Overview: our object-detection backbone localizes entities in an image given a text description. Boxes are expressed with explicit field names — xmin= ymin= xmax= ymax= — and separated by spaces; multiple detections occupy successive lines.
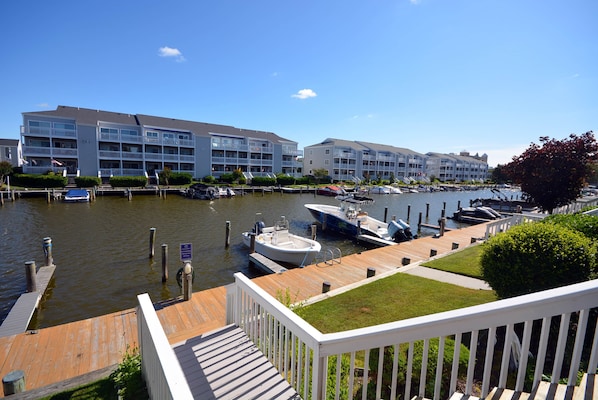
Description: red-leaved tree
xmin=503 ymin=131 xmax=597 ymax=213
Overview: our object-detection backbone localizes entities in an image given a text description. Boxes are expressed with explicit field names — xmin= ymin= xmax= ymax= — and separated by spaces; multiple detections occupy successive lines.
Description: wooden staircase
xmin=447 ymin=374 xmax=597 ymax=400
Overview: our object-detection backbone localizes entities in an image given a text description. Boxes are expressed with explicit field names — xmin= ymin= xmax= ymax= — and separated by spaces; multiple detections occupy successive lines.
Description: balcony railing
xmin=226 ymin=272 xmax=598 ymax=400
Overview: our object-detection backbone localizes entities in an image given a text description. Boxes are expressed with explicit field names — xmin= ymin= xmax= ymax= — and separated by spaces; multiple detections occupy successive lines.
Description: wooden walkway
xmin=0 ymin=222 xmax=490 ymax=397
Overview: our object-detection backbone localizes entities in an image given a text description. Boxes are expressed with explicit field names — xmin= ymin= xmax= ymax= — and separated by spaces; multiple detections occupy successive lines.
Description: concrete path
xmin=400 ymin=264 xmax=492 ymax=290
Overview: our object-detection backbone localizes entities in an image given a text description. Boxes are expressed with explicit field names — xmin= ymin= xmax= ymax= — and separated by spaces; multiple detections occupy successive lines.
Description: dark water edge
xmin=0 ymin=188 xmax=515 ymax=328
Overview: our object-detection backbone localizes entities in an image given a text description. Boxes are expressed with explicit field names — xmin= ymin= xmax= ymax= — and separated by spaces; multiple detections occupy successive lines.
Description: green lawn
xmin=421 ymin=243 xmax=485 ymax=279
xmin=297 ymin=244 xmax=495 ymax=333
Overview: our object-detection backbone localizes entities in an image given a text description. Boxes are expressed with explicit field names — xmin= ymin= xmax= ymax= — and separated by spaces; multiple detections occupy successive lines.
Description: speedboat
xmin=451 ymin=206 xmax=502 ymax=224
xmin=305 ymin=195 xmax=413 ymax=243
xmin=385 ymin=185 xmax=402 ymax=194
xmin=242 ymin=216 xmax=321 ymax=266
xmin=369 ymin=186 xmax=391 ymax=195
xmin=218 ymin=187 xmax=235 ymax=197
xmin=63 ymin=189 xmax=90 ymax=202
xmin=185 ymin=183 xmax=220 ymax=200
xmin=317 ymin=185 xmax=346 ymax=196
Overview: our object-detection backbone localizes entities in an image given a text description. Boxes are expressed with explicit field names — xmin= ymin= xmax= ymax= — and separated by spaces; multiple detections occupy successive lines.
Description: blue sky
xmin=1 ymin=0 xmax=596 ymax=167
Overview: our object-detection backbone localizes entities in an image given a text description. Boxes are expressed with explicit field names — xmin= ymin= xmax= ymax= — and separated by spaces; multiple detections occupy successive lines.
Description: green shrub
xmin=295 ymin=176 xmax=310 ymax=185
xmin=250 ymin=176 xmax=276 ymax=186
xmin=110 ymin=346 xmax=146 ymax=399
xmin=219 ymin=173 xmax=234 ymax=183
xmin=166 ymin=172 xmax=192 ymax=185
xmin=74 ymin=176 xmax=101 ymax=188
xmin=12 ymin=173 xmax=68 ymax=188
xmin=481 ymin=222 xmax=596 ymax=299
xmin=109 ymin=176 xmax=147 ymax=188
xmin=202 ymin=175 xmax=216 ymax=184
xmin=366 ymin=338 xmax=469 ymax=400
xmin=276 ymin=175 xmax=296 ymax=186
xmin=542 ymin=213 xmax=598 ymax=240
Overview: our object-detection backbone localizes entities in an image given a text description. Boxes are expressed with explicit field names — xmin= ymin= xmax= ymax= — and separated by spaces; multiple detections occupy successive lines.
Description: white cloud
xmin=158 ymin=46 xmax=186 ymax=62
xmin=36 ymin=103 xmax=50 ymax=108
xmin=291 ymin=89 xmax=317 ymax=99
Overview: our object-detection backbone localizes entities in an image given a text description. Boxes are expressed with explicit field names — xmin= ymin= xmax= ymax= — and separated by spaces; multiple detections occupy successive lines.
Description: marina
xmin=0 ymin=186 xmax=518 ymax=329
xmin=0 ymin=220 xmax=491 ymax=396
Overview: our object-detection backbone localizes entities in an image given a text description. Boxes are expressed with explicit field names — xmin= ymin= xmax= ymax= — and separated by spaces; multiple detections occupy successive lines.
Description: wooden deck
xmin=0 ymin=222 xmax=490 ymax=397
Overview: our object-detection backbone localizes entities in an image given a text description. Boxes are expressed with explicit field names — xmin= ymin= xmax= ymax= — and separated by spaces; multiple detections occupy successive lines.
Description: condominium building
xmin=425 ymin=151 xmax=489 ymax=182
xmin=0 ymin=139 xmax=23 ymax=168
xmin=303 ymin=138 xmax=488 ymax=183
xmin=20 ymin=106 xmax=302 ymax=180
xmin=303 ymin=138 xmax=428 ymax=182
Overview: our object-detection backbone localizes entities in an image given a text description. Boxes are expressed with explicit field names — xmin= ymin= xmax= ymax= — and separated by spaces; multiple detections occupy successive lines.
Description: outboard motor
xmin=388 ymin=219 xmax=413 ymax=242
xmin=253 ymin=220 xmax=265 ymax=234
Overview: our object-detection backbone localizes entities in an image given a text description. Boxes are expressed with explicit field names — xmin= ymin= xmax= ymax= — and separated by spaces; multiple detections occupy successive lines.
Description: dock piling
xmin=322 ymin=281 xmax=331 ymax=293
xmin=43 ymin=237 xmax=53 ymax=267
xmin=149 ymin=228 xmax=156 ymax=258
xmin=225 ymin=221 xmax=231 ymax=248
xmin=311 ymin=224 xmax=317 ymax=240
xmin=2 ymin=370 xmax=25 ymax=395
xmin=401 ymin=257 xmax=411 ymax=266
xmin=367 ymin=267 xmax=376 ymax=278
xmin=384 ymin=207 xmax=388 ymax=223
xmin=182 ymin=262 xmax=193 ymax=301
xmin=407 ymin=204 xmax=411 ymax=221
xmin=430 ymin=249 xmax=437 ymax=257
xmin=249 ymin=233 xmax=256 ymax=253
xmin=452 ymin=242 xmax=459 ymax=250
xmin=161 ymin=244 xmax=168 ymax=282
xmin=25 ymin=261 xmax=37 ymax=292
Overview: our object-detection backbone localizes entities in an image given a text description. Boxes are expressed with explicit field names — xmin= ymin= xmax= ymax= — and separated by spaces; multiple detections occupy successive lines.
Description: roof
xmin=22 ymin=106 xmax=295 ymax=144
xmin=0 ymin=139 xmax=20 ymax=146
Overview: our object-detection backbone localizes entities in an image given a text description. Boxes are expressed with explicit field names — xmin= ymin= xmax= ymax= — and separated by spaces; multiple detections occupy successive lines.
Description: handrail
xmin=137 ymin=294 xmax=193 ymax=400
xmin=228 ymin=272 xmax=598 ymax=400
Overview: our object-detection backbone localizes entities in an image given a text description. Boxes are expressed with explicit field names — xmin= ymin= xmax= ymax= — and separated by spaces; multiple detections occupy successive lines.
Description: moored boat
xmin=305 ymin=195 xmax=413 ymax=243
xmin=451 ymin=206 xmax=502 ymax=224
xmin=63 ymin=189 xmax=90 ymax=203
xmin=242 ymin=216 xmax=321 ymax=266
xmin=317 ymin=185 xmax=346 ymax=196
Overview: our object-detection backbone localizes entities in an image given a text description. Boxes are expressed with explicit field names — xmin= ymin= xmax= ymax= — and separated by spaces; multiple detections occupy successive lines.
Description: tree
xmin=503 ymin=132 xmax=597 ymax=213
xmin=312 ymin=168 xmax=330 ymax=183
xmin=490 ymin=164 xmax=509 ymax=184
xmin=0 ymin=161 xmax=14 ymax=187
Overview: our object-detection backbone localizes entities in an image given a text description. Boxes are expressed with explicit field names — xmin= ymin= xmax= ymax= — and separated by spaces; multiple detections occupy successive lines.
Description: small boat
xmin=242 ymin=216 xmax=321 ymax=266
xmin=63 ymin=189 xmax=90 ymax=203
xmin=369 ymin=186 xmax=391 ymax=195
xmin=185 ymin=183 xmax=220 ymax=200
xmin=218 ymin=187 xmax=235 ymax=198
xmin=451 ymin=206 xmax=502 ymax=224
xmin=305 ymin=195 xmax=413 ymax=243
xmin=317 ymin=185 xmax=346 ymax=196
xmin=385 ymin=185 xmax=402 ymax=194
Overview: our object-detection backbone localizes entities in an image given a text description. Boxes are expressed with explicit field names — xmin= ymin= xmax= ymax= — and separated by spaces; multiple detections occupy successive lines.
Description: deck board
xmin=0 ymin=222 xmax=490 ymax=396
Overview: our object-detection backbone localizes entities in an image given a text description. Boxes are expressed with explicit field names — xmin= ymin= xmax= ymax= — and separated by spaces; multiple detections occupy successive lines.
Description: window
xmin=325 ymin=149 xmax=330 ymax=154
xmin=100 ymin=127 xmax=118 ymax=134
xmin=29 ymin=121 xmax=51 ymax=128
xmin=146 ymin=131 xmax=159 ymax=138
xmin=325 ymin=160 xmax=329 ymax=165
xmin=121 ymin=129 xmax=138 ymax=136
xmin=54 ymin=123 xmax=75 ymax=130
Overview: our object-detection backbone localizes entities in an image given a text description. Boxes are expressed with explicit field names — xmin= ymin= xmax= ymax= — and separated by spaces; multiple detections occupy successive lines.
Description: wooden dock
xmin=0 ymin=222 xmax=490 ymax=397
xmin=0 ymin=265 xmax=56 ymax=338
xmin=248 ymin=253 xmax=288 ymax=274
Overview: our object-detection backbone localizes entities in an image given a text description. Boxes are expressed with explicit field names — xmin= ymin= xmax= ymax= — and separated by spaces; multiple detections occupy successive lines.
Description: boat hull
xmin=242 ymin=231 xmax=321 ymax=266
xmin=304 ymin=203 xmax=390 ymax=240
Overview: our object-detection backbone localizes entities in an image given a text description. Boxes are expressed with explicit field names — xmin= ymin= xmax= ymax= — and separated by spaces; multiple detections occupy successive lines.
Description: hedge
xmin=250 ymin=176 xmax=276 ymax=186
xmin=109 ymin=176 xmax=148 ymax=188
xmin=481 ymin=222 xmax=596 ymax=299
xmin=12 ymin=173 xmax=67 ymax=188
xmin=75 ymin=176 xmax=101 ymax=188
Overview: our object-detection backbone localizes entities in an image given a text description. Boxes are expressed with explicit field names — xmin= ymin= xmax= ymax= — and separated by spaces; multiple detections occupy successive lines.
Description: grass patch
xmin=297 ymin=273 xmax=496 ymax=333
xmin=39 ymin=378 xmax=117 ymax=399
xmin=421 ymin=244 xmax=485 ymax=279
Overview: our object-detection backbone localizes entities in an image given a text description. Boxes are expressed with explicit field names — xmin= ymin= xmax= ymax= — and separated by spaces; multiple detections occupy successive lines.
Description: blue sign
xmin=180 ymin=243 xmax=192 ymax=261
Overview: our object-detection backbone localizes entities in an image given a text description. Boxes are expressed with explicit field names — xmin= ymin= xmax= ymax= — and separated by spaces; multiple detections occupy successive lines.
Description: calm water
xmin=0 ymin=187 xmax=511 ymax=328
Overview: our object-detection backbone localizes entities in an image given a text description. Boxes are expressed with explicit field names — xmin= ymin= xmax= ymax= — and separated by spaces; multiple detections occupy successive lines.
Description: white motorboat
xmin=305 ymin=195 xmax=414 ymax=243
xmin=242 ymin=216 xmax=321 ymax=266
xmin=63 ymin=189 xmax=90 ymax=203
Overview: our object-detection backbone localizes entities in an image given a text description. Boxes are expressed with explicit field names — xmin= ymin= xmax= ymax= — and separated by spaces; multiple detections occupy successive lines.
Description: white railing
xmin=136 ymin=294 xmax=193 ymax=400
xmin=484 ymin=214 xmax=544 ymax=239
xmin=227 ymin=273 xmax=598 ymax=400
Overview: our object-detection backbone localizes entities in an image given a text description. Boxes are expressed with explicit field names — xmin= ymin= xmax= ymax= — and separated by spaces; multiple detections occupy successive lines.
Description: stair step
xmin=532 ymin=381 xmax=575 ymax=400
xmin=449 ymin=392 xmax=480 ymax=400
xmin=573 ymin=373 xmax=597 ymax=400
xmin=485 ymin=387 xmax=529 ymax=400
